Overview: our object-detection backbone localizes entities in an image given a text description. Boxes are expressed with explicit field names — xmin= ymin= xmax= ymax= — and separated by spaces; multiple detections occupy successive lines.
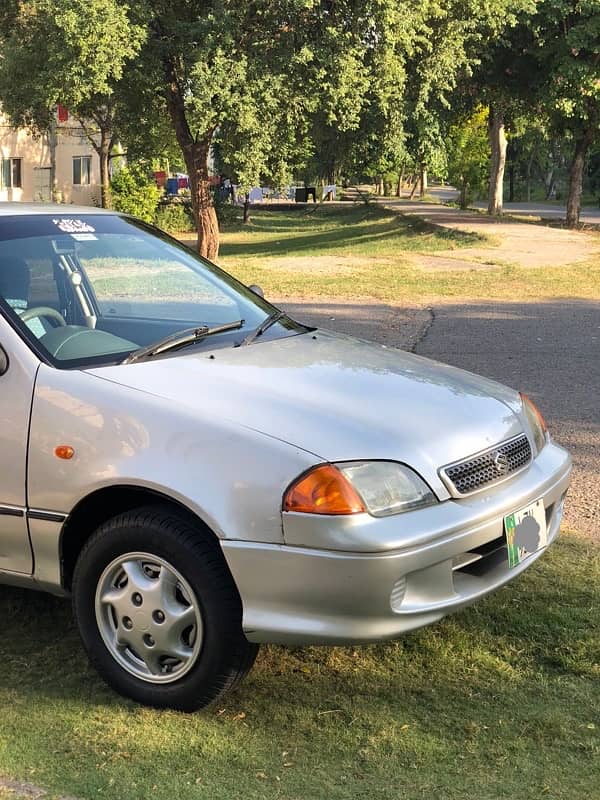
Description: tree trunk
xmin=544 ymin=167 xmax=554 ymax=200
xmin=525 ymin=151 xmax=536 ymax=203
xmin=164 ymin=58 xmax=219 ymax=260
xmin=243 ymin=194 xmax=251 ymax=223
xmin=566 ymin=127 xmax=594 ymax=229
xmin=48 ymin=115 xmax=58 ymax=202
xmin=409 ymin=178 xmax=419 ymax=200
xmin=98 ymin=129 xmax=112 ymax=209
xmin=487 ymin=106 xmax=507 ymax=215
xmin=187 ymin=146 xmax=219 ymax=259
xmin=396 ymin=171 xmax=403 ymax=198
xmin=419 ymin=163 xmax=427 ymax=198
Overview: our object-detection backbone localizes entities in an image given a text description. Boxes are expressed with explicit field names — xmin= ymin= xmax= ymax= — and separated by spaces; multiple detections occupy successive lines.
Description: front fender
xmin=28 ymin=365 xmax=320 ymax=545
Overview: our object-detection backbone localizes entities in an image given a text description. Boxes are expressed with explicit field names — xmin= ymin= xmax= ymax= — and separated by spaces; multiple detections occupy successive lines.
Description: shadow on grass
xmin=219 ymin=207 xmax=484 ymax=259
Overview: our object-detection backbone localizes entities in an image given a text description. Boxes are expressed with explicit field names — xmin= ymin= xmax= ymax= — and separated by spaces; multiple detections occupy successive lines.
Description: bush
xmin=213 ymin=193 xmax=241 ymax=228
xmin=110 ymin=166 xmax=162 ymax=223
xmin=154 ymin=201 xmax=196 ymax=233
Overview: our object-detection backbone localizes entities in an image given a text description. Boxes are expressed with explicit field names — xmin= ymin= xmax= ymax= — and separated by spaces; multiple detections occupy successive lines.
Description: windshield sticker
xmin=52 ymin=218 xmax=96 ymax=233
xmin=70 ymin=233 xmax=97 ymax=241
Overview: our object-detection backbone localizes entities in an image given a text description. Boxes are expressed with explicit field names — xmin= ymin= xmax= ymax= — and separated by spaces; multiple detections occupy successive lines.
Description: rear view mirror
xmin=0 ymin=345 xmax=8 ymax=375
xmin=248 ymin=284 xmax=264 ymax=298
xmin=51 ymin=237 xmax=78 ymax=256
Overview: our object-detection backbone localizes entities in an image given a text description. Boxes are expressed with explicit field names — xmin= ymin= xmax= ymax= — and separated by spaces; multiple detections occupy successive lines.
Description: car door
xmin=0 ymin=314 xmax=35 ymax=574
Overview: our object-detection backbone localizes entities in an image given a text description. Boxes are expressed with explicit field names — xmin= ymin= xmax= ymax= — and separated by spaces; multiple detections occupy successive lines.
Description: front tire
xmin=72 ymin=506 xmax=258 ymax=711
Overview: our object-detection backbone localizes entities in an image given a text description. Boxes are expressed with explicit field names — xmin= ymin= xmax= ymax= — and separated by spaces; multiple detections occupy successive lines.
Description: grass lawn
xmin=0 ymin=533 xmax=598 ymax=800
xmin=206 ymin=205 xmax=600 ymax=302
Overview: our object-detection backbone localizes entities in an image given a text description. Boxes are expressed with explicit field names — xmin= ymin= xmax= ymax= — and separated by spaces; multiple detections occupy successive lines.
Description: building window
xmin=73 ymin=156 xmax=92 ymax=185
xmin=1 ymin=158 xmax=22 ymax=189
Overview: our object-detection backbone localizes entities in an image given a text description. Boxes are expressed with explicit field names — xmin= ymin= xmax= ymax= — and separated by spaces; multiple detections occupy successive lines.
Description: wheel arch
xmin=60 ymin=485 xmax=221 ymax=591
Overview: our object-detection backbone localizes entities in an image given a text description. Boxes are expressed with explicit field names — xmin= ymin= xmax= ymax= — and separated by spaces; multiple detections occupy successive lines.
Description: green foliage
xmin=110 ymin=166 xmax=161 ymax=223
xmin=213 ymin=196 xmax=241 ymax=229
xmin=467 ymin=0 xmax=599 ymax=221
xmin=0 ymin=0 xmax=144 ymax=131
xmin=154 ymin=202 xmax=196 ymax=234
xmin=1 ymin=0 xmax=597 ymax=228
xmin=530 ymin=0 xmax=600 ymax=134
xmin=447 ymin=108 xmax=490 ymax=207
xmin=154 ymin=196 xmax=239 ymax=233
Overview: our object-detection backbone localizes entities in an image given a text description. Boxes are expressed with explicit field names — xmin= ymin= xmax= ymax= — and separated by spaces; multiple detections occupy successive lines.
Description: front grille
xmin=441 ymin=434 xmax=532 ymax=496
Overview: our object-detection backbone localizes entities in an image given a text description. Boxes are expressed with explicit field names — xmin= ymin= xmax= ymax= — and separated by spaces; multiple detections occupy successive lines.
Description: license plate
xmin=504 ymin=498 xmax=547 ymax=568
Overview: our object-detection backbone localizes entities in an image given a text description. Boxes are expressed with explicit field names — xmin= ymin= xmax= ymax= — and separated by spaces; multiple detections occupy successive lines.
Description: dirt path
xmin=386 ymin=200 xmax=600 ymax=270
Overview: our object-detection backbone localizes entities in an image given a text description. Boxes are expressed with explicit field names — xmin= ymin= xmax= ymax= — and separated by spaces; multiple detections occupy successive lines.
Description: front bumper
xmin=221 ymin=441 xmax=571 ymax=645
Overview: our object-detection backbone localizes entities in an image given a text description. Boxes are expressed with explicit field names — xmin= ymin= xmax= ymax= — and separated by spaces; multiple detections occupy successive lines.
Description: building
xmin=0 ymin=107 xmax=101 ymax=205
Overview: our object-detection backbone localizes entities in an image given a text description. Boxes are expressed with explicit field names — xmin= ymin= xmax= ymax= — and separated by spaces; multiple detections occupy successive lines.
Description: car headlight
xmin=520 ymin=392 xmax=549 ymax=455
xmin=283 ymin=461 xmax=437 ymax=517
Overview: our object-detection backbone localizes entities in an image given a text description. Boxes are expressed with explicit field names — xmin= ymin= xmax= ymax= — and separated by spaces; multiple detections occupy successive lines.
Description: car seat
xmin=0 ymin=257 xmax=31 ymax=311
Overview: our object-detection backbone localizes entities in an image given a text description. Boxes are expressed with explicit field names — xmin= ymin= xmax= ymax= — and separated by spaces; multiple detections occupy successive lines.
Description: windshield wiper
xmin=237 ymin=310 xmax=286 ymax=347
xmin=122 ymin=320 xmax=245 ymax=364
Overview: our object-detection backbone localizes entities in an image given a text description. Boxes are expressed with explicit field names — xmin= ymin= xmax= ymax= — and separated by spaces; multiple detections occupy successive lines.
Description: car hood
xmin=89 ymin=330 xmax=524 ymax=495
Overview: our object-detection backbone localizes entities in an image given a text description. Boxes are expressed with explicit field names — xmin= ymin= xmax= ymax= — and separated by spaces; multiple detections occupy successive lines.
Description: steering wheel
xmin=20 ymin=306 xmax=67 ymax=327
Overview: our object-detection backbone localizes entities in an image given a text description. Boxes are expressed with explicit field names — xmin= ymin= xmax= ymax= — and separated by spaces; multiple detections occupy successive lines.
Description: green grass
xmin=0 ymin=532 xmax=598 ymax=800
xmin=202 ymin=205 xmax=600 ymax=302
xmin=217 ymin=204 xmax=487 ymax=259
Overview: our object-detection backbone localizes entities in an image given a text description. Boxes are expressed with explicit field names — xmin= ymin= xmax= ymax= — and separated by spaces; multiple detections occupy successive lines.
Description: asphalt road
xmin=428 ymin=186 xmax=600 ymax=225
xmin=284 ymin=299 xmax=599 ymax=538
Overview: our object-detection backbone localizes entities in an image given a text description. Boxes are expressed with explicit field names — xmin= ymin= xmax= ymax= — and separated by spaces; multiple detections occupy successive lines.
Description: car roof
xmin=0 ymin=202 xmax=121 ymax=216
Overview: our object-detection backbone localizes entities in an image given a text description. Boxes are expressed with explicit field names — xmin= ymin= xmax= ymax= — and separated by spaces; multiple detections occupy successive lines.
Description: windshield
xmin=0 ymin=213 xmax=301 ymax=367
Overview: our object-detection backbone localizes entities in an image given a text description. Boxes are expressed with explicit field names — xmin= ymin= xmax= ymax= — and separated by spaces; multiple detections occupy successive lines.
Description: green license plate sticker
xmin=504 ymin=498 xmax=547 ymax=568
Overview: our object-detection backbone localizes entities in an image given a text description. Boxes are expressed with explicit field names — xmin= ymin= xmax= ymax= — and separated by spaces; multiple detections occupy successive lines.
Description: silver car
xmin=0 ymin=205 xmax=571 ymax=710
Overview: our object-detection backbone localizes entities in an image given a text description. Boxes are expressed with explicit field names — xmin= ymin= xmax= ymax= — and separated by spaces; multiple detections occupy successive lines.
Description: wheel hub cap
xmin=95 ymin=552 xmax=203 ymax=684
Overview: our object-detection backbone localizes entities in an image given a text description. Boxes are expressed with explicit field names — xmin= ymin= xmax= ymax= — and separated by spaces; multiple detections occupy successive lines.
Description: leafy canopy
xmin=0 ymin=0 xmax=145 ymax=131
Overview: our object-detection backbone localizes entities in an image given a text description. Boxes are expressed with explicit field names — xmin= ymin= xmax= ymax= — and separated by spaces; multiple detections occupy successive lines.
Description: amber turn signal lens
xmin=520 ymin=393 xmax=547 ymax=431
xmin=54 ymin=445 xmax=75 ymax=460
xmin=283 ymin=464 xmax=365 ymax=515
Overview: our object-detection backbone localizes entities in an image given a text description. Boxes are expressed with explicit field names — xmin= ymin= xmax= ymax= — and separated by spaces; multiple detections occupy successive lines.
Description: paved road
xmin=284 ymin=299 xmax=599 ymax=538
xmin=427 ymin=186 xmax=600 ymax=225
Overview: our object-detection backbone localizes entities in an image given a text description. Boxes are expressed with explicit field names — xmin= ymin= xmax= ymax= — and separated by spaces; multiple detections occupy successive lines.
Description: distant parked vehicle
xmin=0 ymin=204 xmax=571 ymax=710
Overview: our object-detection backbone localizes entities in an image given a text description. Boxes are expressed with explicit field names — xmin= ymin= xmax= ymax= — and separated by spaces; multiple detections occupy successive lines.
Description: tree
xmin=472 ymin=0 xmax=599 ymax=224
xmin=123 ymin=2 xmax=322 ymax=259
xmin=447 ymin=108 xmax=490 ymax=208
xmin=0 ymin=0 xmax=144 ymax=207
xmin=476 ymin=17 xmax=548 ymax=215
xmin=530 ymin=1 xmax=600 ymax=227
xmin=306 ymin=3 xmax=410 ymax=190
xmin=74 ymin=98 xmax=120 ymax=208
xmin=127 ymin=1 xmax=424 ymax=259
xmin=401 ymin=0 xmax=532 ymax=209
